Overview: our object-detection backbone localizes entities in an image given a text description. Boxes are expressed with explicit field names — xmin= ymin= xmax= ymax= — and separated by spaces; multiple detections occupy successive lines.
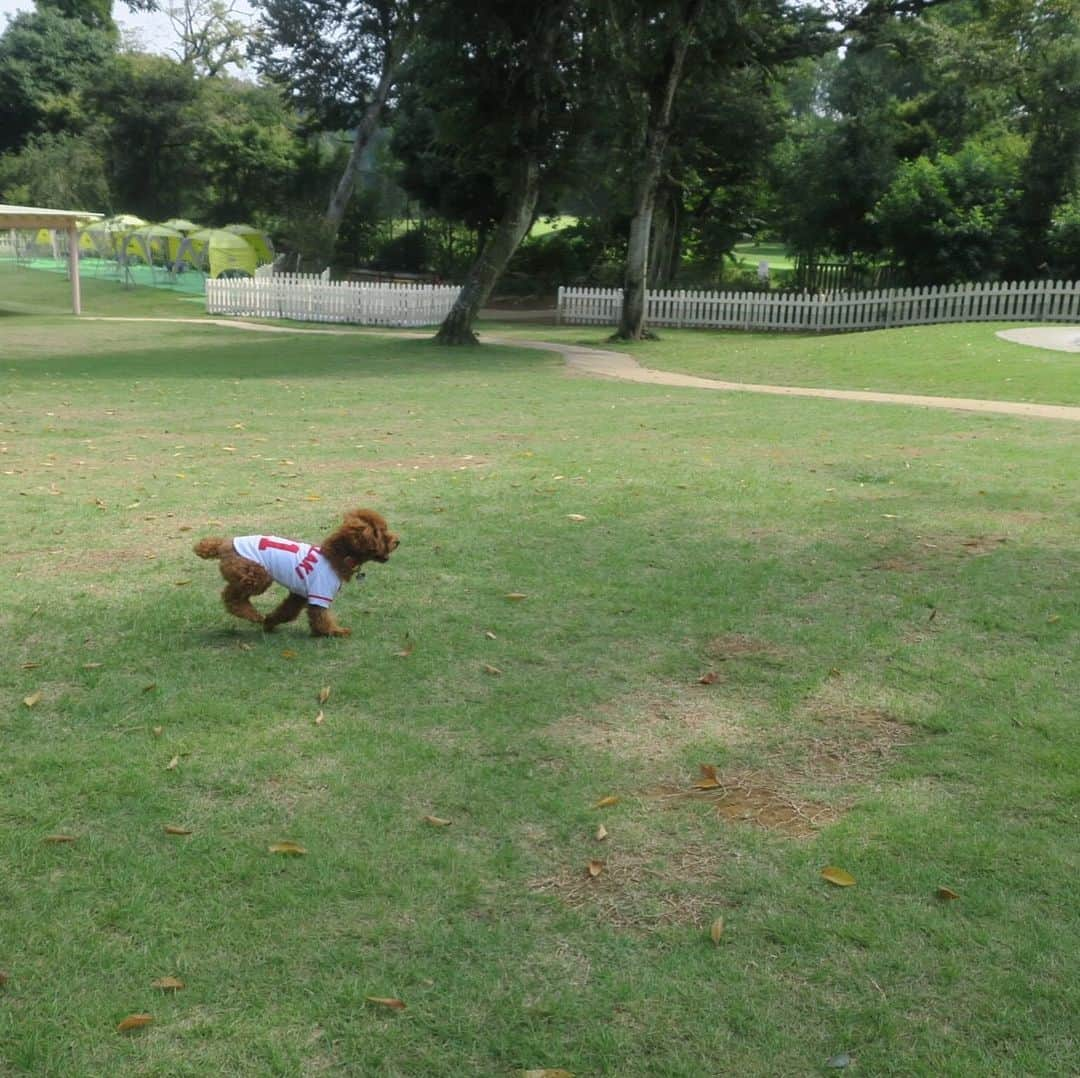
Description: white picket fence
xmin=557 ymin=280 xmax=1080 ymax=332
xmin=206 ymin=273 xmax=460 ymax=327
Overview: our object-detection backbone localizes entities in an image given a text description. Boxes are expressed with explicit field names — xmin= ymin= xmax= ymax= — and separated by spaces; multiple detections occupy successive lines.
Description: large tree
xmin=391 ymin=0 xmax=578 ymax=344
xmin=252 ymin=0 xmax=420 ymax=242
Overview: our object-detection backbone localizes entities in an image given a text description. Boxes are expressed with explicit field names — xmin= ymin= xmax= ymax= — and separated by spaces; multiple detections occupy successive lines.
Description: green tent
xmin=161 ymin=218 xmax=200 ymax=233
xmin=223 ymin=223 xmax=274 ymax=266
xmin=175 ymin=228 xmax=257 ymax=278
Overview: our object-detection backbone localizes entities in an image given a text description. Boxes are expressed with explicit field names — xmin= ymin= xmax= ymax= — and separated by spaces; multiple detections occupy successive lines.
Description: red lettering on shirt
xmin=259 ymin=537 xmax=300 ymax=554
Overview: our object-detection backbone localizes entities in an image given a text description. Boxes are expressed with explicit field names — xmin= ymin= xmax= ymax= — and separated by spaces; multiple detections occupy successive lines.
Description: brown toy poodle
xmin=194 ymin=508 xmax=399 ymax=637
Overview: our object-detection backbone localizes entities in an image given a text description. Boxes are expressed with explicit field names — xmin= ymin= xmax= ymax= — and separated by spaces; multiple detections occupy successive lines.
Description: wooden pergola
xmin=1 ymin=203 xmax=104 ymax=314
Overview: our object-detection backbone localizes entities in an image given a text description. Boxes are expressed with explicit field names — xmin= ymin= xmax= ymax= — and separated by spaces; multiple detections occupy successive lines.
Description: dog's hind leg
xmin=221 ymin=583 xmax=267 ymax=624
xmin=263 ymin=592 xmax=307 ymax=632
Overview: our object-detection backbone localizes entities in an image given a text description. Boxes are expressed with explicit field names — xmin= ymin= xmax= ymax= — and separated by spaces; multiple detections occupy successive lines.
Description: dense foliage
xmin=1 ymin=0 xmax=1077 ymax=286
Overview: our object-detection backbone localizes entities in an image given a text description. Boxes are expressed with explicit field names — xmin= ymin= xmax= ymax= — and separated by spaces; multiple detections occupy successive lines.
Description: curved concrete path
xmin=483 ymin=335 xmax=1080 ymax=422
xmin=82 ymin=316 xmax=1080 ymax=422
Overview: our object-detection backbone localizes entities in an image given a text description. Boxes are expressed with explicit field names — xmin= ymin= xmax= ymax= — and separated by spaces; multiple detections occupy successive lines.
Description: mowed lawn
xmin=2 ymin=267 xmax=1078 ymax=1075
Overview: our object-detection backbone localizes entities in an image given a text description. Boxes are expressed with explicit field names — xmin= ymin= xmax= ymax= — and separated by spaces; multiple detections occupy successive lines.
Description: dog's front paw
xmin=330 ymin=626 xmax=352 ymax=637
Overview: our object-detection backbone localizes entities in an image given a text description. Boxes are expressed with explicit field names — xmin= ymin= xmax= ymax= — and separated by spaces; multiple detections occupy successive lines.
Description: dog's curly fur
xmin=194 ymin=508 xmax=399 ymax=637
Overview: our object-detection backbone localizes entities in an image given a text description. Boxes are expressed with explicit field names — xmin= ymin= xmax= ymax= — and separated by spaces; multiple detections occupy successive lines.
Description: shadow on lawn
xmin=6 ymin=334 xmax=557 ymax=382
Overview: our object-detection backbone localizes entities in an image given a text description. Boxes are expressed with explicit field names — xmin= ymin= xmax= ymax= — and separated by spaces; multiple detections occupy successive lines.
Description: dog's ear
xmin=341 ymin=509 xmax=381 ymax=553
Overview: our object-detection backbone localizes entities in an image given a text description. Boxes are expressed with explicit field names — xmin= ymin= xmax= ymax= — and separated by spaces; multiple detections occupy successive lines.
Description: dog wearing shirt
xmin=194 ymin=508 xmax=399 ymax=637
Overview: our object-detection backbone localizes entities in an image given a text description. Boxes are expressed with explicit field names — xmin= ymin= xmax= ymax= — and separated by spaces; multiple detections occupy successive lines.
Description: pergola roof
xmin=0 ymin=203 xmax=103 ymax=229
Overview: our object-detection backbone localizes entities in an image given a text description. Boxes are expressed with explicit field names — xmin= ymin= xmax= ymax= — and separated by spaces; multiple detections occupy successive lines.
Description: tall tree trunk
xmin=324 ymin=43 xmax=401 ymax=241
xmin=434 ymin=157 xmax=540 ymax=345
xmin=614 ymin=0 xmax=705 ymax=340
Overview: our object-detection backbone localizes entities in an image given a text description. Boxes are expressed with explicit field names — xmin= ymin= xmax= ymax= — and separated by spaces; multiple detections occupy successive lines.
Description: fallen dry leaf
xmin=20 ymin=662 xmax=41 ymax=670
xmin=281 ymin=649 xmax=297 ymax=659
xmin=566 ymin=514 xmax=587 ymax=522
xmin=365 ymin=996 xmax=406 ymax=1010
xmin=587 ymin=859 xmax=605 ymax=878
xmin=423 ymin=815 xmax=452 ymax=827
xmin=821 ymin=866 xmax=856 ymax=887
xmin=396 ymin=643 xmax=414 ymax=657
xmin=318 ymin=686 xmax=331 ymax=704
xmin=0 ymin=970 xmax=8 ymax=987
xmin=593 ymin=795 xmax=620 ymax=809
xmin=595 ymin=824 xmax=608 ymax=841
xmin=693 ymin=764 xmax=721 ymax=790
xmin=268 ymin=841 xmax=307 ymax=856
xmin=697 ymin=672 xmax=721 ymax=685
xmin=937 ymin=886 xmax=960 ymax=901
xmin=505 ymin=592 xmax=527 ymax=601
xmin=314 ymin=710 xmax=325 ymax=726
xmin=82 ymin=662 xmax=104 ymax=669
xmin=116 ymin=1014 xmax=153 ymax=1033
xmin=482 ymin=663 xmax=503 ymax=676
xmin=43 ymin=834 xmax=77 ymax=844
xmin=152 ymin=726 xmax=164 ymax=737
xmin=151 ymin=976 xmax=184 ymax=991
xmin=165 ymin=755 xmax=179 ymax=771
xmin=173 ymin=580 xmax=191 ymax=587
xmin=484 ymin=630 xmax=497 ymax=640
xmin=163 ymin=825 xmax=192 ymax=836
xmin=710 ymin=917 xmax=725 ymax=944
xmin=143 ymin=683 xmax=157 ymax=693
xmin=23 ymin=691 xmax=42 ymax=709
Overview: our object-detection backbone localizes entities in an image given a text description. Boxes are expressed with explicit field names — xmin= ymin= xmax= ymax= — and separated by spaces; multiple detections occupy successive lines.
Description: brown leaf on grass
xmin=595 ymin=824 xmax=608 ymax=841
xmin=152 ymin=726 xmax=164 ymax=737
xmin=937 ymin=886 xmax=960 ymax=901
xmin=566 ymin=514 xmax=587 ymax=522
xmin=821 ymin=866 xmax=856 ymax=887
xmin=484 ymin=630 xmax=497 ymax=640
xmin=0 ymin=970 xmax=8 ymax=987
xmin=281 ymin=650 xmax=297 ymax=659
xmin=43 ymin=834 xmax=77 ymax=844
xmin=165 ymin=755 xmax=180 ymax=771
xmin=710 ymin=917 xmax=725 ymax=944
xmin=23 ymin=691 xmax=42 ymax=709
xmin=314 ymin=710 xmax=325 ymax=726
xmin=505 ymin=592 xmax=527 ymax=601
xmin=482 ymin=663 xmax=503 ymax=676
xmin=82 ymin=662 xmax=104 ymax=669
xmin=697 ymin=672 xmax=721 ymax=685
xmin=593 ymin=795 xmax=620 ymax=809
xmin=117 ymin=1014 xmax=153 ymax=1033
xmin=365 ymin=996 xmax=406 ymax=1010
xmin=163 ymin=825 xmax=192 ymax=836
xmin=318 ymin=686 xmax=331 ymax=704
xmin=587 ymin=860 xmax=605 ymax=878
xmin=20 ymin=662 xmax=42 ymax=670
xmin=693 ymin=764 xmax=721 ymax=790
xmin=151 ymin=976 xmax=184 ymax=991
xmin=395 ymin=643 xmax=414 ymax=657
xmin=268 ymin=841 xmax=307 ymax=856
xmin=423 ymin=815 xmax=452 ymax=827
xmin=173 ymin=580 xmax=191 ymax=587
xmin=143 ymin=683 xmax=157 ymax=693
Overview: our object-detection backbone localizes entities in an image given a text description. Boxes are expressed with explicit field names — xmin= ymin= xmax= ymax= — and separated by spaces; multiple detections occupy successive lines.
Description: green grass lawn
xmin=2 ymin=265 xmax=1079 ymax=1075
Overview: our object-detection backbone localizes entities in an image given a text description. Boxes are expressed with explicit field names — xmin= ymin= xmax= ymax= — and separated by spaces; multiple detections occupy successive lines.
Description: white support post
xmin=67 ymin=224 xmax=81 ymax=315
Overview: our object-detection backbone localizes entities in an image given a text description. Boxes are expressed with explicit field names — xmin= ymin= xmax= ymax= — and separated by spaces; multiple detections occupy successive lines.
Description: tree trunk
xmin=324 ymin=44 xmax=401 ymax=240
xmin=434 ymin=157 xmax=540 ymax=345
xmin=614 ymin=0 xmax=705 ymax=340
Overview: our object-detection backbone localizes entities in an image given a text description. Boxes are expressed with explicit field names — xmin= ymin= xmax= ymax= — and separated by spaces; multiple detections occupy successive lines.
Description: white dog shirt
xmin=232 ymin=535 xmax=343 ymax=608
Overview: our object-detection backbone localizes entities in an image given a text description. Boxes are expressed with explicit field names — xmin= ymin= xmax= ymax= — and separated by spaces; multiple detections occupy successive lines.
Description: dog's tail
xmin=194 ymin=537 xmax=232 ymax=560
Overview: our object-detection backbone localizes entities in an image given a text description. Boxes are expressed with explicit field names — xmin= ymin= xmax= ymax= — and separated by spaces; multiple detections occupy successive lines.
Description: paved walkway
xmin=483 ymin=335 xmax=1080 ymax=422
xmin=83 ymin=316 xmax=1080 ymax=423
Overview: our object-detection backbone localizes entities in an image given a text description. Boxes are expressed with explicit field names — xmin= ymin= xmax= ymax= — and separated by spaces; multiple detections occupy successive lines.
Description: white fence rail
xmin=206 ymin=273 xmax=460 ymax=327
xmin=558 ymin=281 xmax=1080 ymax=333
